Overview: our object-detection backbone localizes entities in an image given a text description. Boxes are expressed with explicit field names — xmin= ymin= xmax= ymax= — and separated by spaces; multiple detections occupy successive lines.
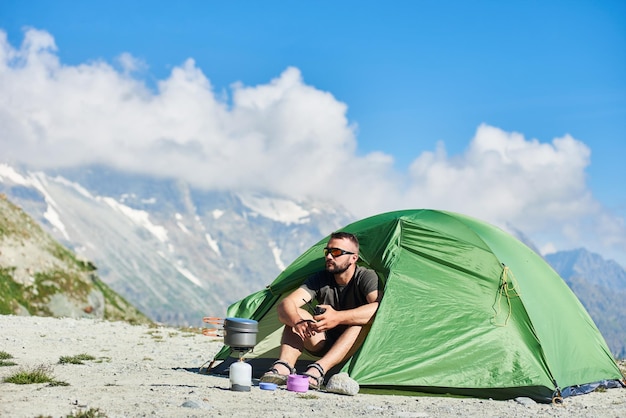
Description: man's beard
xmin=326 ymin=260 xmax=350 ymax=274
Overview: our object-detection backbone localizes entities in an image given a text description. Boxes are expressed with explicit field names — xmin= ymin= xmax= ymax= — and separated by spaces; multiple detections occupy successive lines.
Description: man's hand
xmin=310 ymin=305 xmax=340 ymax=332
xmin=310 ymin=295 xmax=380 ymax=332
xmin=292 ymin=319 xmax=316 ymax=340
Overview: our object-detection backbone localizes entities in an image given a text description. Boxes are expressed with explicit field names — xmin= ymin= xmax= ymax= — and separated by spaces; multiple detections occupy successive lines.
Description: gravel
xmin=0 ymin=315 xmax=624 ymax=418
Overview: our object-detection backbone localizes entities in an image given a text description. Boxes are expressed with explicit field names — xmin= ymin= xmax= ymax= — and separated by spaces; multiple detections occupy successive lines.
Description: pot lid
xmin=224 ymin=317 xmax=258 ymax=333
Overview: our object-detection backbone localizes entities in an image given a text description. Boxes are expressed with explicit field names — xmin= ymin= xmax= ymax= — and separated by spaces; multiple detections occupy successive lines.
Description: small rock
xmin=181 ymin=400 xmax=212 ymax=410
xmin=514 ymin=397 xmax=536 ymax=406
xmin=325 ymin=372 xmax=359 ymax=396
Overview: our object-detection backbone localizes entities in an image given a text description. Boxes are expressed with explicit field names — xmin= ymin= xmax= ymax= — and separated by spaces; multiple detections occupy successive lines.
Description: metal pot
xmin=223 ymin=317 xmax=258 ymax=351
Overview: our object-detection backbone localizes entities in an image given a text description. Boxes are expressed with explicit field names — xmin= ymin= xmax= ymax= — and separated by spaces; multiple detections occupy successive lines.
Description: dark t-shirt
xmin=300 ymin=265 xmax=380 ymax=341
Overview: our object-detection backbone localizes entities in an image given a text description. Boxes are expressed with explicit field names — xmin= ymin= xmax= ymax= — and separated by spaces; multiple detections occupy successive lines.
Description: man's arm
xmin=276 ymin=287 xmax=315 ymax=327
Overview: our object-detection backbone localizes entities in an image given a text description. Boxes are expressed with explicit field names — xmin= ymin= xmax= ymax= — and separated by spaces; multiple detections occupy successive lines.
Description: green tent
xmin=209 ymin=209 xmax=624 ymax=401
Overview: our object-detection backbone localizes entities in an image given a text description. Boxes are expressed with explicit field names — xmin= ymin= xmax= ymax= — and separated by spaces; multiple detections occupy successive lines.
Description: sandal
xmin=303 ymin=363 xmax=325 ymax=390
xmin=259 ymin=360 xmax=295 ymax=386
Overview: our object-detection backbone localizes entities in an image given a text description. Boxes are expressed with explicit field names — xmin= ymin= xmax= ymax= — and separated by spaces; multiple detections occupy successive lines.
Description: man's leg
xmin=272 ymin=322 xmax=327 ymax=374
xmin=304 ymin=324 xmax=370 ymax=386
xmin=261 ymin=309 xmax=326 ymax=383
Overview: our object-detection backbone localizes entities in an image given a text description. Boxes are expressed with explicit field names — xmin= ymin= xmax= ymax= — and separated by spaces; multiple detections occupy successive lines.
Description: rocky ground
xmin=0 ymin=315 xmax=624 ymax=418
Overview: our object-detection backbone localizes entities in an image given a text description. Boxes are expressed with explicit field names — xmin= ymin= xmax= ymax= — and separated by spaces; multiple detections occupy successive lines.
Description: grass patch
xmin=3 ymin=365 xmax=55 ymax=384
xmin=34 ymin=269 xmax=90 ymax=300
xmin=59 ymin=354 xmax=96 ymax=365
xmin=0 ymin=350 xmax=13 ymax=360
xmin=0 ymin=267 xmax=26 ymax=315
xmin=0 ymin=266 xmax=87 ymax=317
xmin=0 ymin=351 xmax=17 ymax=367
xmin=67 ymin=407 xmax=107 ymax=418
xmin=298 ymin=393 xmax=320 ymax=399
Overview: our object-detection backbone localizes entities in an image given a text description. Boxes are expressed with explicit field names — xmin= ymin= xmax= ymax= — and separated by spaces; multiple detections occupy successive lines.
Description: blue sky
xmin=0 ymin=1 xmax=625 ymax=265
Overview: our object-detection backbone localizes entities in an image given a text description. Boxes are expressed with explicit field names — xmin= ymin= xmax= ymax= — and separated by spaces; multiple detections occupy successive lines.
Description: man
xmin=260 ymin=231 xmax=382 ymax=389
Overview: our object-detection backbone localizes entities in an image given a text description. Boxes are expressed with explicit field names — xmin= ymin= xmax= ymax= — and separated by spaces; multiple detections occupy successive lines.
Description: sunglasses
xmin=323 ymin=247 xmax=355 ymax=258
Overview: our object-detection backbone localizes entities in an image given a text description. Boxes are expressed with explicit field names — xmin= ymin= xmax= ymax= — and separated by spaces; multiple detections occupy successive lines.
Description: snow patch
xmin=28 ymin=173 xmax=71 ymax=240
xmin=177 ymin=221 xmax=190 ymax=234
xmin=100 ymin=197 xmax=168 ymax=243
xmin=205 ymin=233 xmax=221 ymax=256
xmin=175 ymin=264 xmax=203 ymax=287
xmin=0 ymin=164 xmax=30 ymax=185
xmin=212 ymin=209 xmax=224 ymax=219
xmin=269 ymin=240 xmax=286 ymax=271
xmin=175 ymin=213 xmax=190 ymax=234
xmin=238 ymin=193 xmax=310 ymax=225
xmin=52 ymin=176 xmax=93 ymax=199
xmin=0 ymin=167 xmax=70 ymax=238
xmin=43 ymin=204 xmax=70 ymax=240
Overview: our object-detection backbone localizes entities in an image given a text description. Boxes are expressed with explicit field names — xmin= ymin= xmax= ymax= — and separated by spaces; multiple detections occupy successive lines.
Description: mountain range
xmin=546 ymin=249 xmax=626 ymax=358
xmin=0 ymin=163 xmax=624 ymax=357
xmin=0 ymin=163 xmax=353 ymax=325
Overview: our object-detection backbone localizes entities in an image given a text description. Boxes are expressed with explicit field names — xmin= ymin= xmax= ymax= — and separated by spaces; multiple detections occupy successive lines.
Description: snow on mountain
xmin=175 ymin=213 xmax=191 ymax=234
xmin=51 ymin=176 xmax=94 ymax=199
xmin=237 ymin=192 xmax=311 ymax=225
xmin=205 ymin=233 xmax=221 ymax=256
xmin=174 ymin=263 xmax=203 ymax=287
xmin=100 ymin=196 xmax=169 ymax=243
xmin=0 ymin=165 xmax=71 ymax=240
xmin=269 ymin=240 xmax=287 ymax=271
xmin=0 ymin=164 xmax=28 ymax=185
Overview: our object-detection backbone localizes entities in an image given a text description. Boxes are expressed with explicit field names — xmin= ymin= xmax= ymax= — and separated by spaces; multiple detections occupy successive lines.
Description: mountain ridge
xmin=546 ymin=248 xmax=626 ymax=290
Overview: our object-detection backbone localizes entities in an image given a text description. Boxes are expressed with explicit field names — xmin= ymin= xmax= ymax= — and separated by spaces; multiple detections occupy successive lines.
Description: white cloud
xmin=1 ymin=28 xmax=625 ymax=265
xmin=540 ymin=242 xmax=557 ymax=256
xmin=116 ymin=52 xmax=147 ymax=75
xmin=401 ymin=125 xmax=626 ymax=263
xmin=406 ymin=124 xmax=595 ymax=226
